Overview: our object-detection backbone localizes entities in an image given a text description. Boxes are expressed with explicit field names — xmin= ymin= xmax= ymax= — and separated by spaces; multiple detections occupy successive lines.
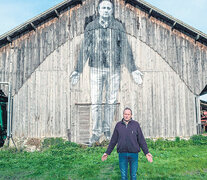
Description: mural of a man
xmin=70 ymin=0 xmax=143 ymax=145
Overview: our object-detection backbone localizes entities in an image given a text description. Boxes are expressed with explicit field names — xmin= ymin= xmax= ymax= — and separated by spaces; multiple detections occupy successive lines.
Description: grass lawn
xmin=0 ymin=136 xmax=207 ymax=180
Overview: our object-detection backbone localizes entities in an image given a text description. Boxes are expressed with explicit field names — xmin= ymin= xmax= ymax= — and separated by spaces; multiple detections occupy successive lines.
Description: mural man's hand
xmin=132 ymin=70 xmax=143 ymax=85
xmin=70 ymin=71 xmax=80 ymax=85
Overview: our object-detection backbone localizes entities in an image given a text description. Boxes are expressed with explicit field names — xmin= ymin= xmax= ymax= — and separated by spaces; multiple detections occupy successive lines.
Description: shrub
xmin=145 ymin=136 xmax=205 ymax=150
xmin=41 ymin=138 xmax=65 ymax=150
xmin=190 ymin=135 xmax=207 ymax=145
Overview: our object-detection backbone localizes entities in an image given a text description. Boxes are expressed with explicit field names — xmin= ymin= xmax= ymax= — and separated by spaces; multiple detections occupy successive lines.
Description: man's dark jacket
xmin=106 ymin=119 xmax=149 ymax=155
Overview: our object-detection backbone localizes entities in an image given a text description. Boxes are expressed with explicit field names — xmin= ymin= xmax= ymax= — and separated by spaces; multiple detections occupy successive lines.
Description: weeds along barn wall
xmin=0 ymin=0 xmax=207 ymax=143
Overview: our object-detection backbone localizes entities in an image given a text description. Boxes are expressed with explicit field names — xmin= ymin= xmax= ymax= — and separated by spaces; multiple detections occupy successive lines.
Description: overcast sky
xmin=0 ymin=0 xmax=206 ymax=100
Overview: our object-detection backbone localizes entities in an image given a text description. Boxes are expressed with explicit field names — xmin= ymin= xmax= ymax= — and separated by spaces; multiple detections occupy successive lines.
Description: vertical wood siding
xmin=0 ymin=0 xmax=206 ymax=142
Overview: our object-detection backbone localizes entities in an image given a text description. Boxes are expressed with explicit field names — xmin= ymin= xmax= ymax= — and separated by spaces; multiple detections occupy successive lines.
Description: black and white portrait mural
xmin=70 ymin=0 xmax=143 ymax=145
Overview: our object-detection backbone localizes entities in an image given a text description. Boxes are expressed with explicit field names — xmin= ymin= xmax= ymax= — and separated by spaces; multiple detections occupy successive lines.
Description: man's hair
xmin=123 ymin=107 xmax=132 ymax=115
xmin=99 ymin=0 xmax=113 ymax=4
xmin=98 ymin=0 xmax=114 ymax=8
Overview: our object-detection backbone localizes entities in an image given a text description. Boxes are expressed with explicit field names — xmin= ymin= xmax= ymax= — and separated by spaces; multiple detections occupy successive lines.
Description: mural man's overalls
xmin=70 ymin=0 xmax=143 ymax=145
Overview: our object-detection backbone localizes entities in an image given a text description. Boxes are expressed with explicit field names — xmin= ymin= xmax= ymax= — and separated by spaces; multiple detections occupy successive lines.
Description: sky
xmin=144 ymin=0 xmax=207 ymax=34
xmin=0 ymin=0 xmax=207 ymax=100
xmin=0 ymin=0 xmax=207 ymax=36
xmin=0 ymin=0 xmax=63 ymax=36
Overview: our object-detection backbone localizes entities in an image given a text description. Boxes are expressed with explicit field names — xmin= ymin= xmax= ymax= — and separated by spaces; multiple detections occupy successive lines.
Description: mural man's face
xmin=123 ymin=110 xmax=132 ymax=121
xmin=98 ymin=1 xmax=113 ymax=18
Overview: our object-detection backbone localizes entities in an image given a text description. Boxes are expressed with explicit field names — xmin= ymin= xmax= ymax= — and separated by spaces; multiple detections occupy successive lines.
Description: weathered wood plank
xmin=0 ymin=0 xmax=206 ymax=143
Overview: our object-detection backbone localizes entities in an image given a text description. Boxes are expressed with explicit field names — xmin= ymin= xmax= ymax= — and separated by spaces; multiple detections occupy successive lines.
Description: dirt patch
xmin=26 ymin=138 xmax=41 ymax=148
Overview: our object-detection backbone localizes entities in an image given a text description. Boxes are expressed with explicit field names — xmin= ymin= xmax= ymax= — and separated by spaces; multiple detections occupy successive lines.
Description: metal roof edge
xmin=0 ymin=0 xmax=67 ymax=39
xmin=125 ymin=0 xmax=207 ymax=45
xmin=0 ymin=0 xmax=82 ymax=47
xmin=137 ymin=0 xmax=206 ymax=36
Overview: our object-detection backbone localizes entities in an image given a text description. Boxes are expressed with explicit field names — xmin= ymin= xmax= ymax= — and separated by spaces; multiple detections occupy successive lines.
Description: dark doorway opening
xmin=0 ymin=90 xmax=8 ymax=147
xmin=200 ymin=85 xmax=207 ymax=133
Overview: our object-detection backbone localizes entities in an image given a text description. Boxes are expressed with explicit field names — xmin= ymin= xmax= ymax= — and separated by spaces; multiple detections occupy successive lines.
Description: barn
xmin=0 ymin=0 xmax=207 ymax=146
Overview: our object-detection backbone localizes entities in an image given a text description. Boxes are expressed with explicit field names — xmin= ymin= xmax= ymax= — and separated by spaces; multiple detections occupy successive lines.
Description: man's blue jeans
xmin=119 ymin=153 xmax=138 ymax=180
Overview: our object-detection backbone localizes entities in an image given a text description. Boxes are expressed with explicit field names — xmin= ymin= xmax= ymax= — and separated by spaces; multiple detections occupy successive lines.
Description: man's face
xmin=98 ymin=1 xmax=113 ymax=18
xmin=123 ymin=109 xmax=132 ymax=121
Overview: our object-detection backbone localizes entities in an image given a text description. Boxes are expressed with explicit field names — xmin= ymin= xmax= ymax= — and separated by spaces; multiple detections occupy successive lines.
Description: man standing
xmin=70 ymin=0 xmax=143 ymax=145
xmin=102 ymin=107 xmax=153 ymax=180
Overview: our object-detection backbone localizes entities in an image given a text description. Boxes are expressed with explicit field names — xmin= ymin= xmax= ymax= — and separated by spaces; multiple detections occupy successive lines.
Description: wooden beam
xmin=195 ymin=34 xmax=200 ymax=44
xmin=196 ymin=34 xmax=200 ymax=41
xmin=148 ymin=8 xmax=153 ymax=18
xmin=6 ymin=36 xmax=12 ymax=43
xmin=54 ymin=10 xmax=60 ymax=18
xmin=30 ymin=23 xmax=36 ymax=31
xmin=171 ymin=22 xmax=177 ymax=31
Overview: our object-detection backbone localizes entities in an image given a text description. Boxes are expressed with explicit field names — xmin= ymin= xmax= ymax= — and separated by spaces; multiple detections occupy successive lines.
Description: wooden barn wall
xmin=0 ymin=0 xmax=206 ymax=141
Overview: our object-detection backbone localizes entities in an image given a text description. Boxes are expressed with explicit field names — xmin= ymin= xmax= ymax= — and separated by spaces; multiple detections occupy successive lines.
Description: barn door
xmin=76 ymin=104 xmax=91 ymax=144
xmin=73 ymin=103 xmax=120 ymax=144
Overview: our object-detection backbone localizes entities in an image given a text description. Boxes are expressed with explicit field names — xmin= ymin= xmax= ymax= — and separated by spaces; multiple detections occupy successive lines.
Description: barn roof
xmin=0 ymin=0 xmax=207 ymax=48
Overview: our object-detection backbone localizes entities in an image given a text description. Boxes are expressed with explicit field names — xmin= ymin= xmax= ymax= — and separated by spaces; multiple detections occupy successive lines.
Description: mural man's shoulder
xmin=85 ymin=18 xmax=98 ymax=31
xmin=113 ymin=18 xmax=125 ymax=31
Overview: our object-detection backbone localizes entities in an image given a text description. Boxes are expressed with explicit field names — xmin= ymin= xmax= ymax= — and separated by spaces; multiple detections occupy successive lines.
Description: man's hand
xmin=101 ymin=153 xmax=108 ymax=161
xmin=70 ymin=71 xmax=80 ymax=85
xmin=146 ymin=153 xmax=153 ymax=163
xmin=132 ymin=70 xmax=143 ymax=85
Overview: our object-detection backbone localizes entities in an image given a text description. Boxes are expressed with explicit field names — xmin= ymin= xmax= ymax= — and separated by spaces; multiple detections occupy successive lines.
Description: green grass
xmin=0 ymin=136 xmax=207 ymax=180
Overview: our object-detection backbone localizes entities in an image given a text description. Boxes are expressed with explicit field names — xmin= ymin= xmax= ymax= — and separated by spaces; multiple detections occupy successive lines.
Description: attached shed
xmin=0 ymin=0 xmax=207 ymax=144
